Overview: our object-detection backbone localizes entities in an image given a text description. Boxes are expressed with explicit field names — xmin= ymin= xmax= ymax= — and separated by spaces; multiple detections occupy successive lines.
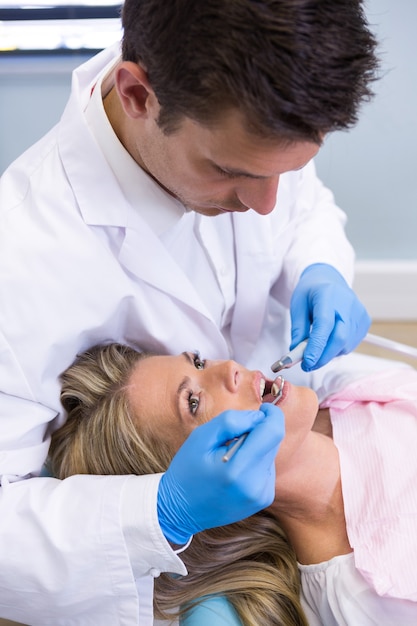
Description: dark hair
xmin=121 ymin=0 xmax=379 ymax=142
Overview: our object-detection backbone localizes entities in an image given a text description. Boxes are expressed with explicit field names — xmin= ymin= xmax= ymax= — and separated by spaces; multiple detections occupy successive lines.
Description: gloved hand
xmin=290 ymin=263 xmax=371 ymax=371
xmin=157 ymin=403 xmax=284 ymax=544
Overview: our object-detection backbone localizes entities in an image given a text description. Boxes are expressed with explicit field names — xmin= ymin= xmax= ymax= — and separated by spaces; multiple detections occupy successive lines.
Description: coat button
xmin=150 ymin=568 xmax=161 ymax=578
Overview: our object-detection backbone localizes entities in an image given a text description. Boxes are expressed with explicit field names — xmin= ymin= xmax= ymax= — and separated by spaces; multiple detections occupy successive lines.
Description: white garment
xmin=84 ymin=57 xmax=236 ymax=338
xmin=323 ymin=369 xmax=417 ymax=603
xmin=0 ymin=43 xmax=369 ymax=624
xmin=300 ymin=369 xmax=417 ymax=626
xmin=300 ymin=553 xmax=417 ymax=626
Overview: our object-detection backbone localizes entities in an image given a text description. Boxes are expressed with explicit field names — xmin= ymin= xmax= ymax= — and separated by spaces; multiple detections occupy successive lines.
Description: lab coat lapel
xmin=230 ymin=213 xmax=275 ymax=364
xmin=118 ymin=215 xmax=215 ymax=321
xmin=59 ymin=78 xmax=215 ymax=322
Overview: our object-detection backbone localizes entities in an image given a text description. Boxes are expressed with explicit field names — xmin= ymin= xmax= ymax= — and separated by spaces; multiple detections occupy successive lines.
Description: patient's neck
xmin=269 ymin=408 xmax=352 ymax=564
xmin=312 ymin=408 xmax=333 ymax=437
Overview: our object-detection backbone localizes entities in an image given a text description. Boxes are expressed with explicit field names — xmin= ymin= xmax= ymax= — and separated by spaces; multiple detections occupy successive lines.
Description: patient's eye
xmin=193 ymin=351 xmax=206 ymax=370
xmin=188 ymin=394 xmax=200 ymax=415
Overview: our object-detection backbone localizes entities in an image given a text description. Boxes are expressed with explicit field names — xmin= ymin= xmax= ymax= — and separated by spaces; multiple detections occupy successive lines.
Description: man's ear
xmin=115 ymin=61 xmax=157 ymax=119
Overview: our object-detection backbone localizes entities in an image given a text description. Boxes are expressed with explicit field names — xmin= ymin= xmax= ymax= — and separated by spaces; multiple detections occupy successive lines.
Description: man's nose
xmin=237 ymin=175 xmax=280 ymax=215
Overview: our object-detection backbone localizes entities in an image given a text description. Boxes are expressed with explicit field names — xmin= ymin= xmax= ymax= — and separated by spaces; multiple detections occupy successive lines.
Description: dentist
xmin=0 ymin=0 xmax=378 ymax=623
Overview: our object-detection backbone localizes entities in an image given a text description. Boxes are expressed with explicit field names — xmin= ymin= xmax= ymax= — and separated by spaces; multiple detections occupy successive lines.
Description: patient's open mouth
xmin=261 ymin=376 xmax=285 ymax=404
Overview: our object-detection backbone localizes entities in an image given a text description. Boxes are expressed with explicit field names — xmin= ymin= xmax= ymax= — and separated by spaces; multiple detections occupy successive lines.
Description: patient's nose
xmin=210 ymin=360 xmax=241 ymax=393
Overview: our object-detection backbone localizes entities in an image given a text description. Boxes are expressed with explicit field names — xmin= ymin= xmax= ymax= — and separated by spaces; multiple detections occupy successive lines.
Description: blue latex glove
xmin=157 ymin=403 xmax=284 ymax=545
xmin=290 ymin=263 xmax=371 ymax=371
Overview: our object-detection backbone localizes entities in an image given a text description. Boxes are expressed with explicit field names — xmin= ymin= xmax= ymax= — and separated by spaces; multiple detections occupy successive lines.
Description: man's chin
xmin=185 ymin=203 xmax=229 ymax=217
xmin=187 ymin=202 xmax=251 ymax=216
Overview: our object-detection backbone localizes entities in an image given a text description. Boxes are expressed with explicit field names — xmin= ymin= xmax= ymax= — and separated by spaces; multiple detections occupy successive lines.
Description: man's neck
xmin=103 ymin=86 xmax=146 ymax=172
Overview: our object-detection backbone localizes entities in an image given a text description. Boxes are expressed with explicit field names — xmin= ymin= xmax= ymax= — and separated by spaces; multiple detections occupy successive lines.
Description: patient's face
xmin=127 ymin=351 xmax=318 ymax=452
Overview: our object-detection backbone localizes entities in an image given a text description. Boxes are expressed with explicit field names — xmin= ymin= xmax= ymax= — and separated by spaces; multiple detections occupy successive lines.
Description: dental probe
xmin=271 ymin=339 xmax=308 ymax=373
xmin=222 ymin=377 xmax=285 ymax=462
xmin=222 ymin=432 xmax=248 ymax=462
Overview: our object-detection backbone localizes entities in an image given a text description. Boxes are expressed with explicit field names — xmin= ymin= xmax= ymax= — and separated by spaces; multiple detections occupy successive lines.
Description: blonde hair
xmin=49 ymin=343 xmax=308 ymax=626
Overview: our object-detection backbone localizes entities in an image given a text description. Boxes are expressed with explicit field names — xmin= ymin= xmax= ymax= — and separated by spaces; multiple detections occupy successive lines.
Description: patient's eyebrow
xmin=182 ymin=351 xmax=194 ymax=365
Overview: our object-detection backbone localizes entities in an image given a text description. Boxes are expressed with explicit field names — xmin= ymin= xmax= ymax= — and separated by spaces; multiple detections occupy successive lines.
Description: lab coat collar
xmin=58 ymin=47 xmax=216 ymax=321
xmin=84 ymin=51 xmax=185 ymax=236
xmin=59 ymin=46 xmax=129 ymax=229
xmin=60 ymin=44 xmax=186 ymax=233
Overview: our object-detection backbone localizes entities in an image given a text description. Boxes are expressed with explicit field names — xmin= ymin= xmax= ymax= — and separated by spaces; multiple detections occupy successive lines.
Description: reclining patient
xmin=48 ymin=343 xmax=417 ymax=626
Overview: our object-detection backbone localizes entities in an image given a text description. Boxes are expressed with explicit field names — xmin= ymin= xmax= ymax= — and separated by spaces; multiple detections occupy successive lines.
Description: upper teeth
xmin=260 ymin=378 xmax=266 ymax=397
xmin=271 ymin=382 xmax=279 ymax=396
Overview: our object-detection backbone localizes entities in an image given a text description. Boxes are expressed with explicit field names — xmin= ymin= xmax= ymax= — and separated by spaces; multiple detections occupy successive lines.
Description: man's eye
xmin=188 ymin=395 xmax=200 ymax=415
xmin=215 ymin=165 xmax=238 ymax=179
xmin=193 ymin=352 xmax=205 ymax=370
xmin=217 ymin=168 xmax=233 ymax=178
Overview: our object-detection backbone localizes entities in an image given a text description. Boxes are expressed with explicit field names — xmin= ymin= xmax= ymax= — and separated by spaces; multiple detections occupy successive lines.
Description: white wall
xmin=315 ymin=0 xmax=417 ymax=261
xmin=0 ymin=53 xmax=90 ymax=172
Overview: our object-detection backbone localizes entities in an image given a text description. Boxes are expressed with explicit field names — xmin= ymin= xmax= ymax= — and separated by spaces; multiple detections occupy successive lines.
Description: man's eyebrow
xmin=212 ymin=162 xmax=268 ymax=180
xmin=212 ymin=157 xmax=314 ymax=179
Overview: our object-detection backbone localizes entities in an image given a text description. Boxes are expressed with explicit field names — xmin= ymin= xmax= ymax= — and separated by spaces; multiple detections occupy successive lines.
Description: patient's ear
xmin=115 ymin=61 xmax=158 ymax=120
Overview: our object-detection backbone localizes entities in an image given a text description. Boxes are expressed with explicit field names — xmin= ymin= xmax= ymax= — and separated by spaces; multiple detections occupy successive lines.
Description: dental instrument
xmin=271 ymin=333 xmax=417 ymax=375
xmin=222 ymin=432 xmax=248 ymax=462
xmin=226 ymin=332 xmax=417 ymax=464
xmin=271 ymin=339 xmax=309 ymax=373
xmin=223 ymin=376 xmax=285 ymax=462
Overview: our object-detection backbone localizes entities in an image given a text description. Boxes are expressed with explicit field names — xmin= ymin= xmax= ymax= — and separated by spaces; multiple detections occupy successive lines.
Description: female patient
xmin=48 ymin=343 xmax=417 ymax=626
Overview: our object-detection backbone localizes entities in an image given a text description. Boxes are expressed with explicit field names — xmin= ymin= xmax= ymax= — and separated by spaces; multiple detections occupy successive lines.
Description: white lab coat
xmin=0 ymin=44 xmax=360 ymax=624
